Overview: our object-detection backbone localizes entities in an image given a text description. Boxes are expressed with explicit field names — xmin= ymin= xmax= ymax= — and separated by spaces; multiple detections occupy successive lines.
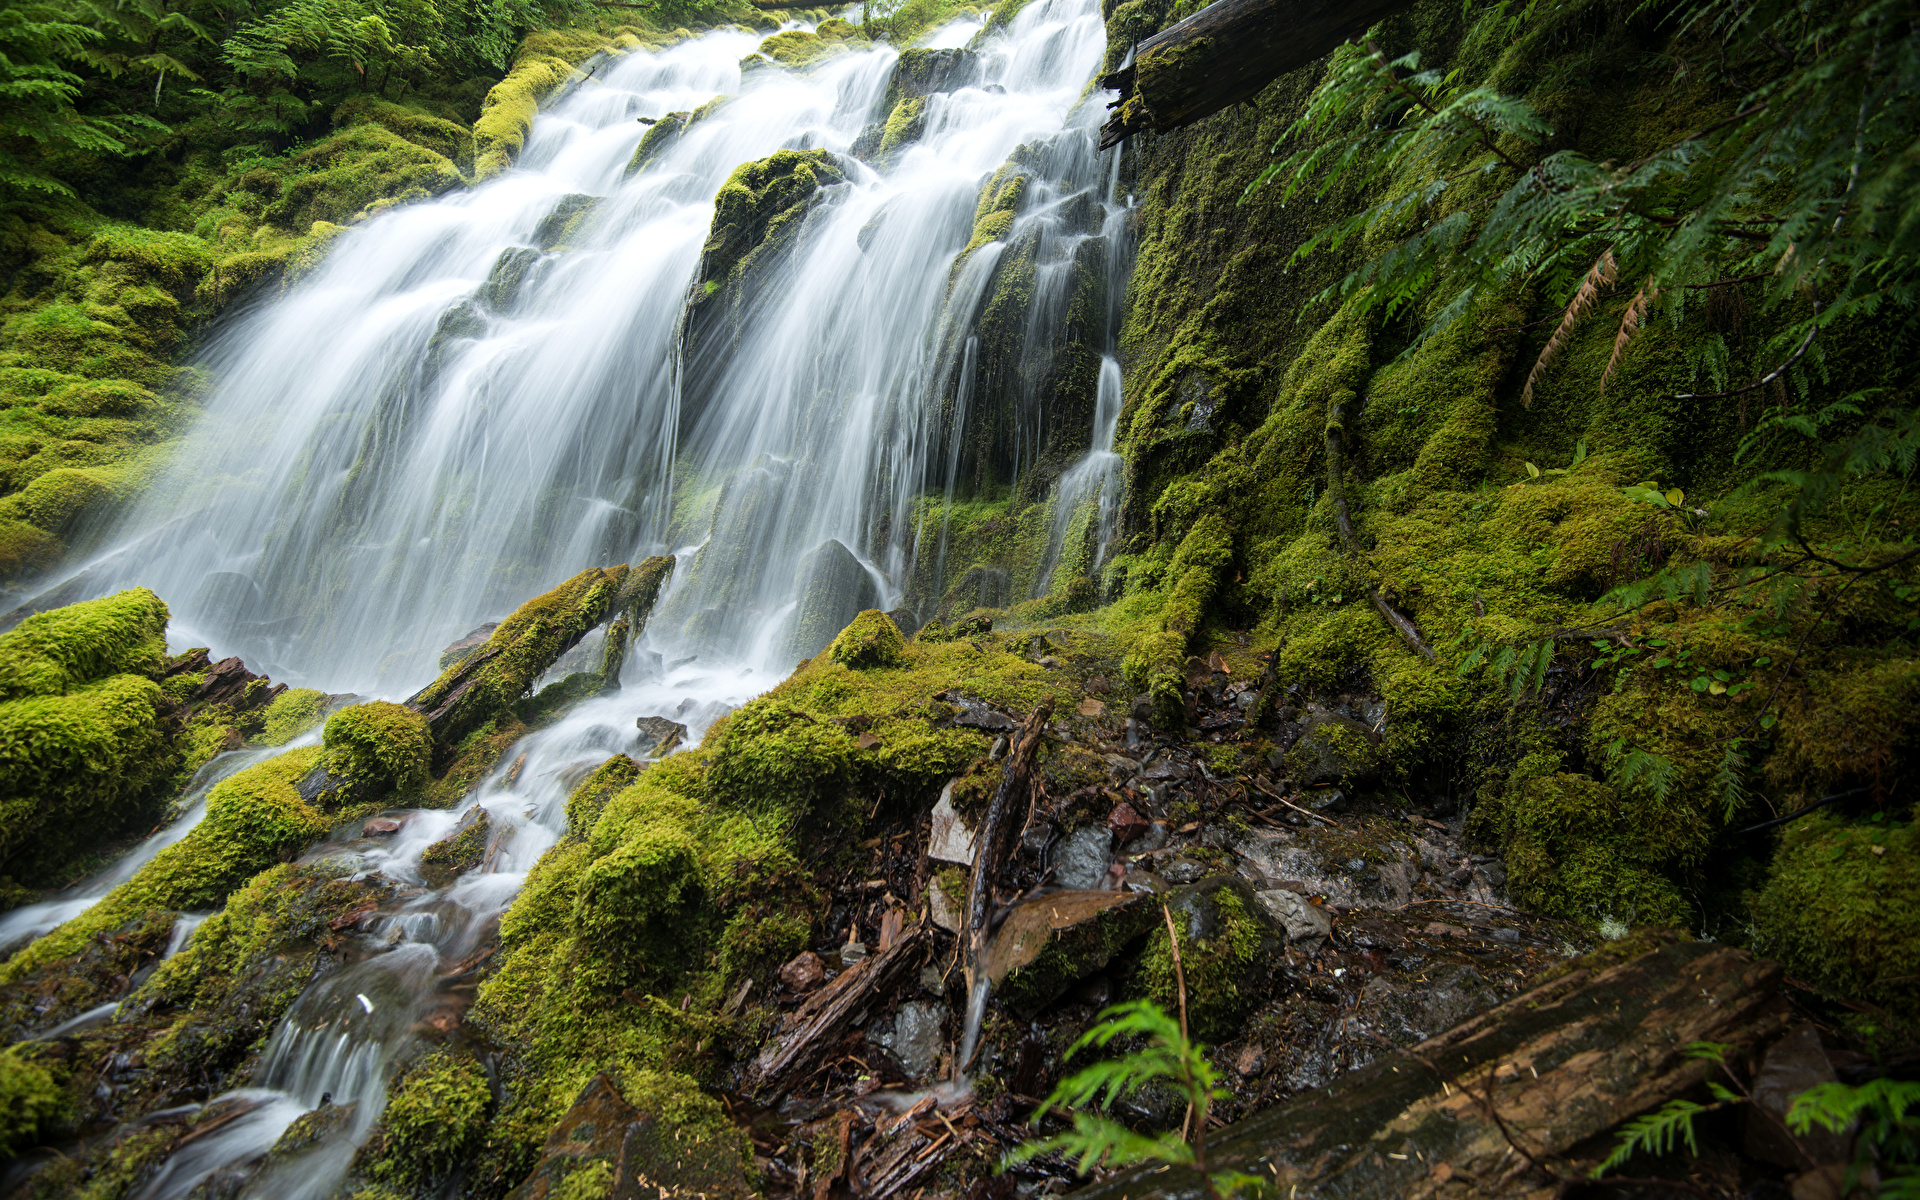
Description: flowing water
xmin=11 ymin=0 xmax=1134 ymax=1190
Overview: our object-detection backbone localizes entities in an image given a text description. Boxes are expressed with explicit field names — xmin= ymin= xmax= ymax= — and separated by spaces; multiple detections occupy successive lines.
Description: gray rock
xmin=948 ymin=694 xmax=1018 ymax=731
xmin=928 ymin=785 xmax=977 ymax=865
xmin=1286 ymin=713 xmax=1383 ymax=788
xmin=1255 ymin=888 xmax=1333 ymax=949
xmin=1160 ymin=857 xmax=1206 ymax=885
xmin=885 ymin=607 xmax=921 ymax=638
xmin=634 ymin=716 xmax=687 ymax=758
xmin=783 ymin=538 xmax=883 ymax=662
xmin=1050 ymin=824 xmax=1114 ymax=890
xmin=877 ymin=1000 xmax=945 ymax=1079
xmin=839 ymin=941 xmax=868 ymax=967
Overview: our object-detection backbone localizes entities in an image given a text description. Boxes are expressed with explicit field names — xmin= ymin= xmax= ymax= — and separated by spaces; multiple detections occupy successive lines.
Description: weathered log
xmin=1098 ymin=0 xmax=1421 ymax=149
xmin=746 ymin=928 xmax=927 ymax=1099
xmin=1068 ymin=940 xmax=1791 ymax=1199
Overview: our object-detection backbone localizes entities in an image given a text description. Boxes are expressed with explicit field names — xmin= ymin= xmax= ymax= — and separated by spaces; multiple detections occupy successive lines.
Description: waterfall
xmin=49 ymin=0 xmax=1113 ymax=697
xmin=8 ymin=1 xmax=1130 ymax=1193
xmin=1034 ymin=353 xmax=1125 ymax=596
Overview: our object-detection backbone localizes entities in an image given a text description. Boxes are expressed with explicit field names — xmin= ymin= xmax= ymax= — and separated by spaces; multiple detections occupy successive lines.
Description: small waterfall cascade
xmin=1034 ymin=353 xmax=1126 ymax=596
xmin=2 ymin=1 xmax=1133 ymax=1194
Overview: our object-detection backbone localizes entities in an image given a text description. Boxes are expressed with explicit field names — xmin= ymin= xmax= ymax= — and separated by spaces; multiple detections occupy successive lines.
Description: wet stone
xmin=1255 ymin=888 xmax=1333 ymax=949
xmin=779 ymin=950 xmax=824 ymax=993
xmin=634 ymin=715 xmax=687 ymax=757
xmin=928 ymin=787 xmax=977 ymax=865
xmin=839 ymin=941 xmax=869 ymax=967
xmin=1107 ymin=801 xmax=1150 ymax=845
xmin=874 ymin=1000 xmax=944 ymax=1079
xmin=362 ymin=817 xmax=403 ymax=836
xmin=1160 ymin=857 xmax=1206 ymax=885
xmin=1050 ymin=824 xmax=1114 ymax=890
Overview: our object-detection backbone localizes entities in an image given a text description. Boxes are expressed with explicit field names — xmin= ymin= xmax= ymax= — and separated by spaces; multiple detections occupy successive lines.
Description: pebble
xmin=362 ymin=817 xmax=403 ymax=836
xmin=779 ymin=950 xmax=825 ymax=993
xmin=840 ymin=941 xmax=869 ymax=967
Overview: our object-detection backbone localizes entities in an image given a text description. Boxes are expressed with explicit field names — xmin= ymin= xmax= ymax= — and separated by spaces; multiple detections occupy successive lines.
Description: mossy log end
xmin=1097 ymin=0 xmax=1421 ymax=148
xmin=1067 ymin=939 xmax=1790 ymax=1199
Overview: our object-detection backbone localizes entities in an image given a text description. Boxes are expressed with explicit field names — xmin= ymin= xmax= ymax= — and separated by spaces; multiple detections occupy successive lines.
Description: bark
xmin=1097 ymin=0 xmax=1421 ymax=149
xmin=1067 ymin=940 xmax=1791 ymax=1199
xmin=744 ymin=928 xmax=927 ymax=1100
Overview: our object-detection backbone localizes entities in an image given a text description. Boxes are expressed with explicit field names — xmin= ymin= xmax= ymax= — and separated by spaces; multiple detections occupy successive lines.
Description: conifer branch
xmin=1523 ymin=248 xmax=1616 ymax=407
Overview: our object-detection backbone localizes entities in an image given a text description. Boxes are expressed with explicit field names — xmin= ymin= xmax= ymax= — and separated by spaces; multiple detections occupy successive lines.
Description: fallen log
xmin=745 ymin=927 xmax=926 ymax=1099
xmin=1098 ymin=0 xmax=1421 ymax=149
xmin=1067 ymin=940 xmax=1792 ymax=1198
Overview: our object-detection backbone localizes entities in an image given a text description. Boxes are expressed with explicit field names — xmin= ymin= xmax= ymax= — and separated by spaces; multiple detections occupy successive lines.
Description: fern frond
xmin=1523 ymin=248 xmax=1616 ymax=406
xmin=1601 ymin=278 xmax=1658 ymax=396
xmin=1592 ymin=1098 xmax=1707 ymax=1177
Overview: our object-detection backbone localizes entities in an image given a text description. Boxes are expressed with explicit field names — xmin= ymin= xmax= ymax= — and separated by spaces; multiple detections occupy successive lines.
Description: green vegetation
xmin=1005 ymin=998 xmax=1259 ymax=1199
xmin=255 ymin=685 xmax=325 ymax=744
xmin=321 ymin=699 xmax=432 ymax=790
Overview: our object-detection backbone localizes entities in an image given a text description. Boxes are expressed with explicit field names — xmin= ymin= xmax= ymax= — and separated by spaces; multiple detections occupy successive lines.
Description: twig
xmin=1733 ymin=786 xmax=1872 ymax=836
xmin=1251 ymin=776 xmax=1344 ymax=828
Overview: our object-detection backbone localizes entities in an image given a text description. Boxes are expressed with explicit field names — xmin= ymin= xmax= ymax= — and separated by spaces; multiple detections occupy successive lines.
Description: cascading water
xmin=7 ymin=0 xmax=1134 ymax=1193
xmin=1034 ymin=354 xmax=1126 ymax=596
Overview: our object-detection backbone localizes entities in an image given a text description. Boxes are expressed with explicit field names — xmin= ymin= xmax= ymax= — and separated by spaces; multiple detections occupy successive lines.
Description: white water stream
xmin=8 ymin=1 xmax=1133 ymax=1192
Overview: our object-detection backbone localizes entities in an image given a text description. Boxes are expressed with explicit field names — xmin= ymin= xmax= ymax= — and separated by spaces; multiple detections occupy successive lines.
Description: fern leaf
xmin=1601 ymin=277 xmax=1658 ymax=396
xmin=1592 ymin=1098 xmax=1706 ymax=1177
xmin=1523 ymin=248 xmax=1616 ymax=406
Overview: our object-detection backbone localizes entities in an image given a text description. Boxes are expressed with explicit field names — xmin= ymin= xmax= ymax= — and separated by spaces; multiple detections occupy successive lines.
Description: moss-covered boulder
xmin=314 ymin=699 xmax=433 ymax=793
xmin=256 ymin=686 xmax=327 ymax=746
xmin=1751 ymin=811 xmax=1919 ymax=1018
xmin=358 ymin=1050 xmax=495 ymax=1191
xmin=0 ymin=588 xmax=178 ymax=899
xmin=0 ymin=746 xmax=340 ymax=982
xmin=503 ymin=1072 xmax=752 ymax=1200
xmin=1130 ymin=876 xmax=1281 ymax=1042
xmin=1285 ymin=713 xmax=1383 ymax=788
xmin=827 ymin=609 xmax=910 ymax=670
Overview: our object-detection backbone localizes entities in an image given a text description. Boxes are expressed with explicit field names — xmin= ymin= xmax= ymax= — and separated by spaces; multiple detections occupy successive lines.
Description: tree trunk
xmin=1098 ymin=0 xmax=1421 ymax=149
xmin=1067 ymin=940 xmax=1792 ymax=1198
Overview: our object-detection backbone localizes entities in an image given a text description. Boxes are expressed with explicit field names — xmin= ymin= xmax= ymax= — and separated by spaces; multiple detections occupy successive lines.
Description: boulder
xmin=783 ymin=539 xmax=883 ymax=662
xmin=1285 ymin=712 xmax=1383 ymax=787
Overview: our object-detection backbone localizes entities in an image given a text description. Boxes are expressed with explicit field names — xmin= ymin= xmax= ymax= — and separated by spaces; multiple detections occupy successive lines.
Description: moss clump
xmin=1751 ymin=811 xmax=1920 ymax=1017
xmin=0 ymin=746 xmax=336 ymax=981
xmin=827 ymin=609 xmax=910 ymax=670
xmin=698 ymin=150 xmax=847 ymax=296
xmin=0 ymin=673 xmax=175 ymax=893
xmin=703 ymin=700 xmax=855 ymax=815
xmin=366 ymin=1050 xmax=494 ymax=1188
xmin=473 ymin=30 xmax=621 ymax=178
xmin=565 ymin=754 xmax=643 ymax=838
xmin=322 ymin=700 xmax=433 ymax=792
xmin=1483 ymin=764 xmax=1691 ymax=928
xmin=1133 ymin=880 xmax=1269 ymax=1042
xmin=256 ymin=687 xmax=327 ymax=746
xmin=0 ymin=586 xmax=168 ymax=700
xmin=0 ymin=1047 xmax=62 ymax=1154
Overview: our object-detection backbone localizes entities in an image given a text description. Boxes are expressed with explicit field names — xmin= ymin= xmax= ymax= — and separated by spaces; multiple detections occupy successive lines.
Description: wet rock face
xmin=1284 ymin=713 xmax=1382 ymax=788
xmin=872 ymin=999 xmax=945 ymax=1079
xmin=1254 ymin=888 xmax=1332 ymax=949
xmin=783 ymin=539 xmax=884 ymax=663
xmin=505 ymin=1073 xmax=752 ymax=1200
xmin=1050 ymin=824 xmax=1115 ymax=889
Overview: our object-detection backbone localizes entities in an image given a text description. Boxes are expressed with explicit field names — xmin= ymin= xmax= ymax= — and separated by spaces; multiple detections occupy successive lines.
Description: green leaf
xmin=1525 ymin=461 xmax=1541 ymax=478
xmin=1760 ymin=714 xmax=1777 ymax=729
xmin=1653 ymin=657 xmax=1673 ymax=668
xmin=1692 ymin=676 xmax=1711 ymax=692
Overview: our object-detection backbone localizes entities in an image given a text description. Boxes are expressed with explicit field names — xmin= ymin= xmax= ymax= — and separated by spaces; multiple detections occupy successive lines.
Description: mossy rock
xmin=0 ymin=1047 xmax=61 ymax=1155
xmin=1285 ymin=713 xmax=1383 ymax=788
xmin=1129 ymin=876 xmax=1279 ymax=1041
xmin=1751 ymin=811 xmax=1920 ymax=1018
xmin=256 ymin=687 xmax=327 ymax=746
xmin=784 ymin=538 xmax=884 ymax=662
xmin=828 ymin=609 xmax=910 ymax=670
xmin=362 ymin=1050 xmax=493 ymax=1189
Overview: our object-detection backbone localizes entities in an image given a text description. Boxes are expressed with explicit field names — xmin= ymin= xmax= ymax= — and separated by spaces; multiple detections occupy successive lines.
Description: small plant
xmin=1592 ymin=1042 xmax=1745 ymax=1178
xmin=1790 ymin=1077 xmax=1920 ymax=1198
xmin=1002 ymin=999 xmax=1259 ymax=1199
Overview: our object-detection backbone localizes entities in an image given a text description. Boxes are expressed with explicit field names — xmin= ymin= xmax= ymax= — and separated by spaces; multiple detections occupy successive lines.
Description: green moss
xmin=256 ymin=687 xmax=327 ymax=746
xmin=827 ymin=609 xmax=910 ymax=670
xmin=1751 ymin=811 xmax=1920 ymax=1017
xmin=367 ymin=1051 xmax=494 ymax=1187
xmin=0 ymin=746 xmax=336 ymax=981
xmin=0 ymin=1047 xmax=62 ymax=1154
xmin=703 ymin=699 xmax=855 ymax=816
xmin=0 ymin=586 xmax=168 ymax=699
xmin=565 ymin=753 xmax=643 ymax=837
xmin=0 ymin=673 xmax=176 ymax=894
xmin=1133 ymin=882 xmax=1267 ymax=1041
xmin=322 ymin=700 xmax=433 ymax=792
xmin=408 ymin=565 xmax=630 ymax=748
